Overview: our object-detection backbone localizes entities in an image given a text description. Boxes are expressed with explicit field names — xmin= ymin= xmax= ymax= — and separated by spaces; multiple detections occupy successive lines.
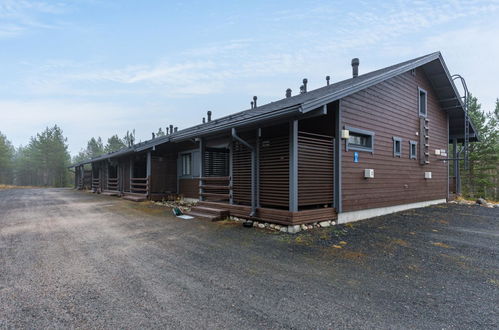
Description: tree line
xmin=0 ymin=125 xmax=71 ymax=187
xmin=459 ymin=96 xmax=499 ymax=200
xmin=0 ymin=126 xmax=166 ymax=187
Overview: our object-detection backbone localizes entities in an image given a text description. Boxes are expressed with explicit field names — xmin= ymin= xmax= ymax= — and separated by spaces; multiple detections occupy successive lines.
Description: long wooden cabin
xmin=71 ymin=52 xmax=477 ymax=224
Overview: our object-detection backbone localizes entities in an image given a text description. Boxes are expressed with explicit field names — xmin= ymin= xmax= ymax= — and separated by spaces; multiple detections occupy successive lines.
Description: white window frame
xmin=409 ymin=140 xmax=418 ymax=160
xmin=181 ymin=153 xmax=192 ymax=176
xmin=393 ymin=137 xmax=402 ymax=157
xmin=345 ymin=126 xmax=375 ymax=153
xmin=418 ymin=87 xmax=427 ymax=117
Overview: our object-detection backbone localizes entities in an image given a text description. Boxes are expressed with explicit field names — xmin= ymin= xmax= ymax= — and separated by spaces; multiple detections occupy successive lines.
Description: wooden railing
xmin=199 ymin=176 xmax=231 ymax=202
xmin=130 ymin=177 xmax=149 ymax=195
xmin=107 ymin=177 xmax=119 ymax=191
xmin=92 ymin=178 xmax=100 ymax=191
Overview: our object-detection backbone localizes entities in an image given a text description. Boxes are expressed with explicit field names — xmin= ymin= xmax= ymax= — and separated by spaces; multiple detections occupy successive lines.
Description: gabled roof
xmin=71 ymin=51 xmax=476 ymax=167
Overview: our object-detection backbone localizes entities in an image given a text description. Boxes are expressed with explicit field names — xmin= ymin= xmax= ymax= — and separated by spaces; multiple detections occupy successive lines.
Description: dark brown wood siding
xmin=179 ymin=178 xmax=198 ymax=198
xmin=150 ymin=154 xmax=177 ymax=193
xmin=340 ymin=67 xmax=449 ymax=212
xmin=120 ymin=158 xmax=130 ymax=192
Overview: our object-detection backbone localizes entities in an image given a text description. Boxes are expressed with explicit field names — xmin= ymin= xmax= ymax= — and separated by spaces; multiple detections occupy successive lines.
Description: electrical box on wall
xmin=425 ymin=172 xmax=432 ymax=179
xmin=341 ymin=129 xmax=350 ymax=139
xmin=364 ymin=169 xmax=374 ymax=179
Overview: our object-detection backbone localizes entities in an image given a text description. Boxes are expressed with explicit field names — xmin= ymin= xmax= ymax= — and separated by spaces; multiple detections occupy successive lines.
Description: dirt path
xmin=1 ymin=188 xmax=498 ymax=329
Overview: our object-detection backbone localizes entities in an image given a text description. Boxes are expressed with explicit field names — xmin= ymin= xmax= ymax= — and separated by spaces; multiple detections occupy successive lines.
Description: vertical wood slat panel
xmin=259 ymin=135 xmax=289 ymax=208
xmin=232 ymin=140 xmax=252 ymax=205
xmin=298 ymin=131 xmax=334 ymax=207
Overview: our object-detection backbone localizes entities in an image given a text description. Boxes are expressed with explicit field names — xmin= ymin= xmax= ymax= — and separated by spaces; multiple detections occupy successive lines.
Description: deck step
xmin=101 ymin=190 xmax=120 ymax=197
xmin=190 ymin=206 xmax=229 ymax=217
xmin=122 ymin=193 xmax=148 ymax=202
xmin=186 ymin=211 xmax=220 ymax=221
xmin=186 ymin=206 xmax=230 ymax=221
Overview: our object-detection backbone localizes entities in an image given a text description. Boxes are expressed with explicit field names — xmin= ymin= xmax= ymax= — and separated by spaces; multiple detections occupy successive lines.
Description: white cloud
xmin=0 ymin=0 xmax=68 ymax=38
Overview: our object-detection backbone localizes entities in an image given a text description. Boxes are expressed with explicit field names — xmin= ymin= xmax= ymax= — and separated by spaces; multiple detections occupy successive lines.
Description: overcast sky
xmin=1 ymin=0 xmax=498 ymax=156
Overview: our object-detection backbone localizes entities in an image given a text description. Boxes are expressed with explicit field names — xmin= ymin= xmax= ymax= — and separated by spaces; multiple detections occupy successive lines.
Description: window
xmin=181 ymin=153 xmax=192 ymax=176
xmin=346 ymin=127 xmax=374 ymax=153
xmin=393 ymin=137 xmax=402 ymax=157
xmin=409 ymin=141 xmax=417 ymax=159
xmin=419 ymin=88 xmax=427 ymax=117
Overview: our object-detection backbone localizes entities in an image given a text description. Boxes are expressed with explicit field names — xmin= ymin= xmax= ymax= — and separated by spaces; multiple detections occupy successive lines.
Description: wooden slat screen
xmin=298 ymin=131 xmax=334 ymax=207
xmin=259 ymin=135 xmax=289 ymax=208
xmin=232 ymin=140 xmax=252 ymax=205
xmin=204 ymin=148 xmax=229 ymax=177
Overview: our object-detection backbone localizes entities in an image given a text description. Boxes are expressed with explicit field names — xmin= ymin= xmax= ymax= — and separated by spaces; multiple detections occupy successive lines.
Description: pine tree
xmin=156 ymin=127 xmax=165 ymax=137
xmin=105 ymin=134 xmax=126 ymax=153
xmin=462 ymin=95 xmax=499 ymax=200
xmin=0 ymin=131 xmax=15 ymax=184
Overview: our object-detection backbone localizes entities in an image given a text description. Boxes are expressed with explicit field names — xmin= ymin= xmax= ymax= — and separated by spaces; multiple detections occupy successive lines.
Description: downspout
xmin=231 ymin=128 xmax=256 ymax=217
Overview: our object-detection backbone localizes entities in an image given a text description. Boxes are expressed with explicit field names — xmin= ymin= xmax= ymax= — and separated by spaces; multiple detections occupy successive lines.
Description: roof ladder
xmin=419 ymin=117 xmax=430 ymax=165
xmin=451 ymin=74 xmax=470 ymax=170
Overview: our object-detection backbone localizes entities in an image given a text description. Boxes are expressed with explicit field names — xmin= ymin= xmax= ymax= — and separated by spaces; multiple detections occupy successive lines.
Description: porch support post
xmin=199 ymin=138 xmax=205 ymax=201
xmin=129 ymin=157 xmax=133 ymax=193
xmin=289 ymin=120 xmax=298 ymax=212
xmin=231 ymin=128 xmax=256 ymax=217
xmin=453 ymin=138 xmax=460 ymax=195
xmin=229 ymin=140 xmax=233 ymax=205
xmin=256 ymin=128 xmax=261 ymax=208
xmin=334 ymin=101 xmax=342 ymax=213
xmin=81 ymin=166 xmax=84 ymax=189
xmin=146 ymin=150 xmax=152 ymax=197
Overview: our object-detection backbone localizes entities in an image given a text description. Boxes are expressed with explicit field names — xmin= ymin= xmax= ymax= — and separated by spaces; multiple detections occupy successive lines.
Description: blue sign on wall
xmin=354 ymin=152 xmax=359 ymax=163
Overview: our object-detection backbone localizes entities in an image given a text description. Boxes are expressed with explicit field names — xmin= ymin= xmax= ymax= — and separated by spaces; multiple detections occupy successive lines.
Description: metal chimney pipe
xmin=174 ymin=127 xmax=178 ymax=133
xmin=286 ymin=88 xmax=292 ymax=98
xmin=169 ymin=124 xmax=174 ymax=134
xmin=253 ymin=96 xmax=257 ymax=108
xmin=300 ymin=85 xmax=305 ymax=94
xmin=202 ymin=117 xmax=206 ymax=124
xmin=302 ymin=78 xmax=308 ymax=92
xmin=326 ymin=76 xmax=330 ymax=86
xmin=207 ymin=111 xmax=212 ymax=122
xmin=250 ymin=101 xmax=254 ymax=109
xmin=152 ymin=132 xmax=155 ymax=139
xmin=351 ymin=58 xmax=359 ymax=78
xmin=166 ymin=127 xmax=169 ymax=135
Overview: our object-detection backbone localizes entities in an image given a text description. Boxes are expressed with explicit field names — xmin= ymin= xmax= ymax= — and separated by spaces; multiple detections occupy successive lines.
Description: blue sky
xmin=1 ymin=0 xmax=499 ymax=155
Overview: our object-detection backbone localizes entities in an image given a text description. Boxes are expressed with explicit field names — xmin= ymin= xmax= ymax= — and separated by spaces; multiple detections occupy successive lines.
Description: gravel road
xmin=0 ymin=188 xmax=498 ymax=329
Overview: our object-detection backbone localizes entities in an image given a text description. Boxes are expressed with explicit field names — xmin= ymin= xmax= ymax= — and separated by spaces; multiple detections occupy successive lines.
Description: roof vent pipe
xmin=250 ymin=101 xmax=254 ymax=109
xmin=169 ymin=124 xmax=174 ymax=135
xmin=286 ymin=88 xmax=292 ymax=98
xmin=300 ymin=85 xmax=305 ymax=94
xmin=351 ymin=58 xmax=359 ymax=78
xmin=302 ymin=78 xmax=308 ymax=92
xmin=202 ymin=117 xmax=205 ymax=124
xmin=174 ymin=127 xmax=178 ymax=133
xmin=253 ymin=96 xmax=257 ymax=108
xmin=152 ymin=132 xmax=155 ymax=139
xmin=207 ymin=111 xmax=212 ymax=122
xmin=166 ymin=127 xmax=169 ymax=134
xmin=326 ymin=75 xmax=330 ymax=86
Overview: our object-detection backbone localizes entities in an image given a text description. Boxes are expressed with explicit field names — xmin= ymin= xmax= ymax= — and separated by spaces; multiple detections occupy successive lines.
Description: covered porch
xmin=188 ymin=102 xmax=339 ymax=225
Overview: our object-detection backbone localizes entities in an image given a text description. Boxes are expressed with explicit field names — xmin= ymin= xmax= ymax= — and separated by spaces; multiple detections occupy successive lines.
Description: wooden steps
xmin=101 ymin=190 xmax=120 ymax=197
xmin=186 ymin=206 xmax=229 ymax=221
xmin=122 ymin=193 xmax=148 ymax=202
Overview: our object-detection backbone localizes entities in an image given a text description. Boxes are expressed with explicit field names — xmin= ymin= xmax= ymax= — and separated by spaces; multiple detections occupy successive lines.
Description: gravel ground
xmin=0 ymin=188 xmax=498 ymax=329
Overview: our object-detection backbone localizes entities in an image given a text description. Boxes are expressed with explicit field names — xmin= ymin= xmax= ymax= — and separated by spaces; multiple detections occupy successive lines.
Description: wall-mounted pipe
xmin=231 ymin=127 xmax=256 ymax=217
